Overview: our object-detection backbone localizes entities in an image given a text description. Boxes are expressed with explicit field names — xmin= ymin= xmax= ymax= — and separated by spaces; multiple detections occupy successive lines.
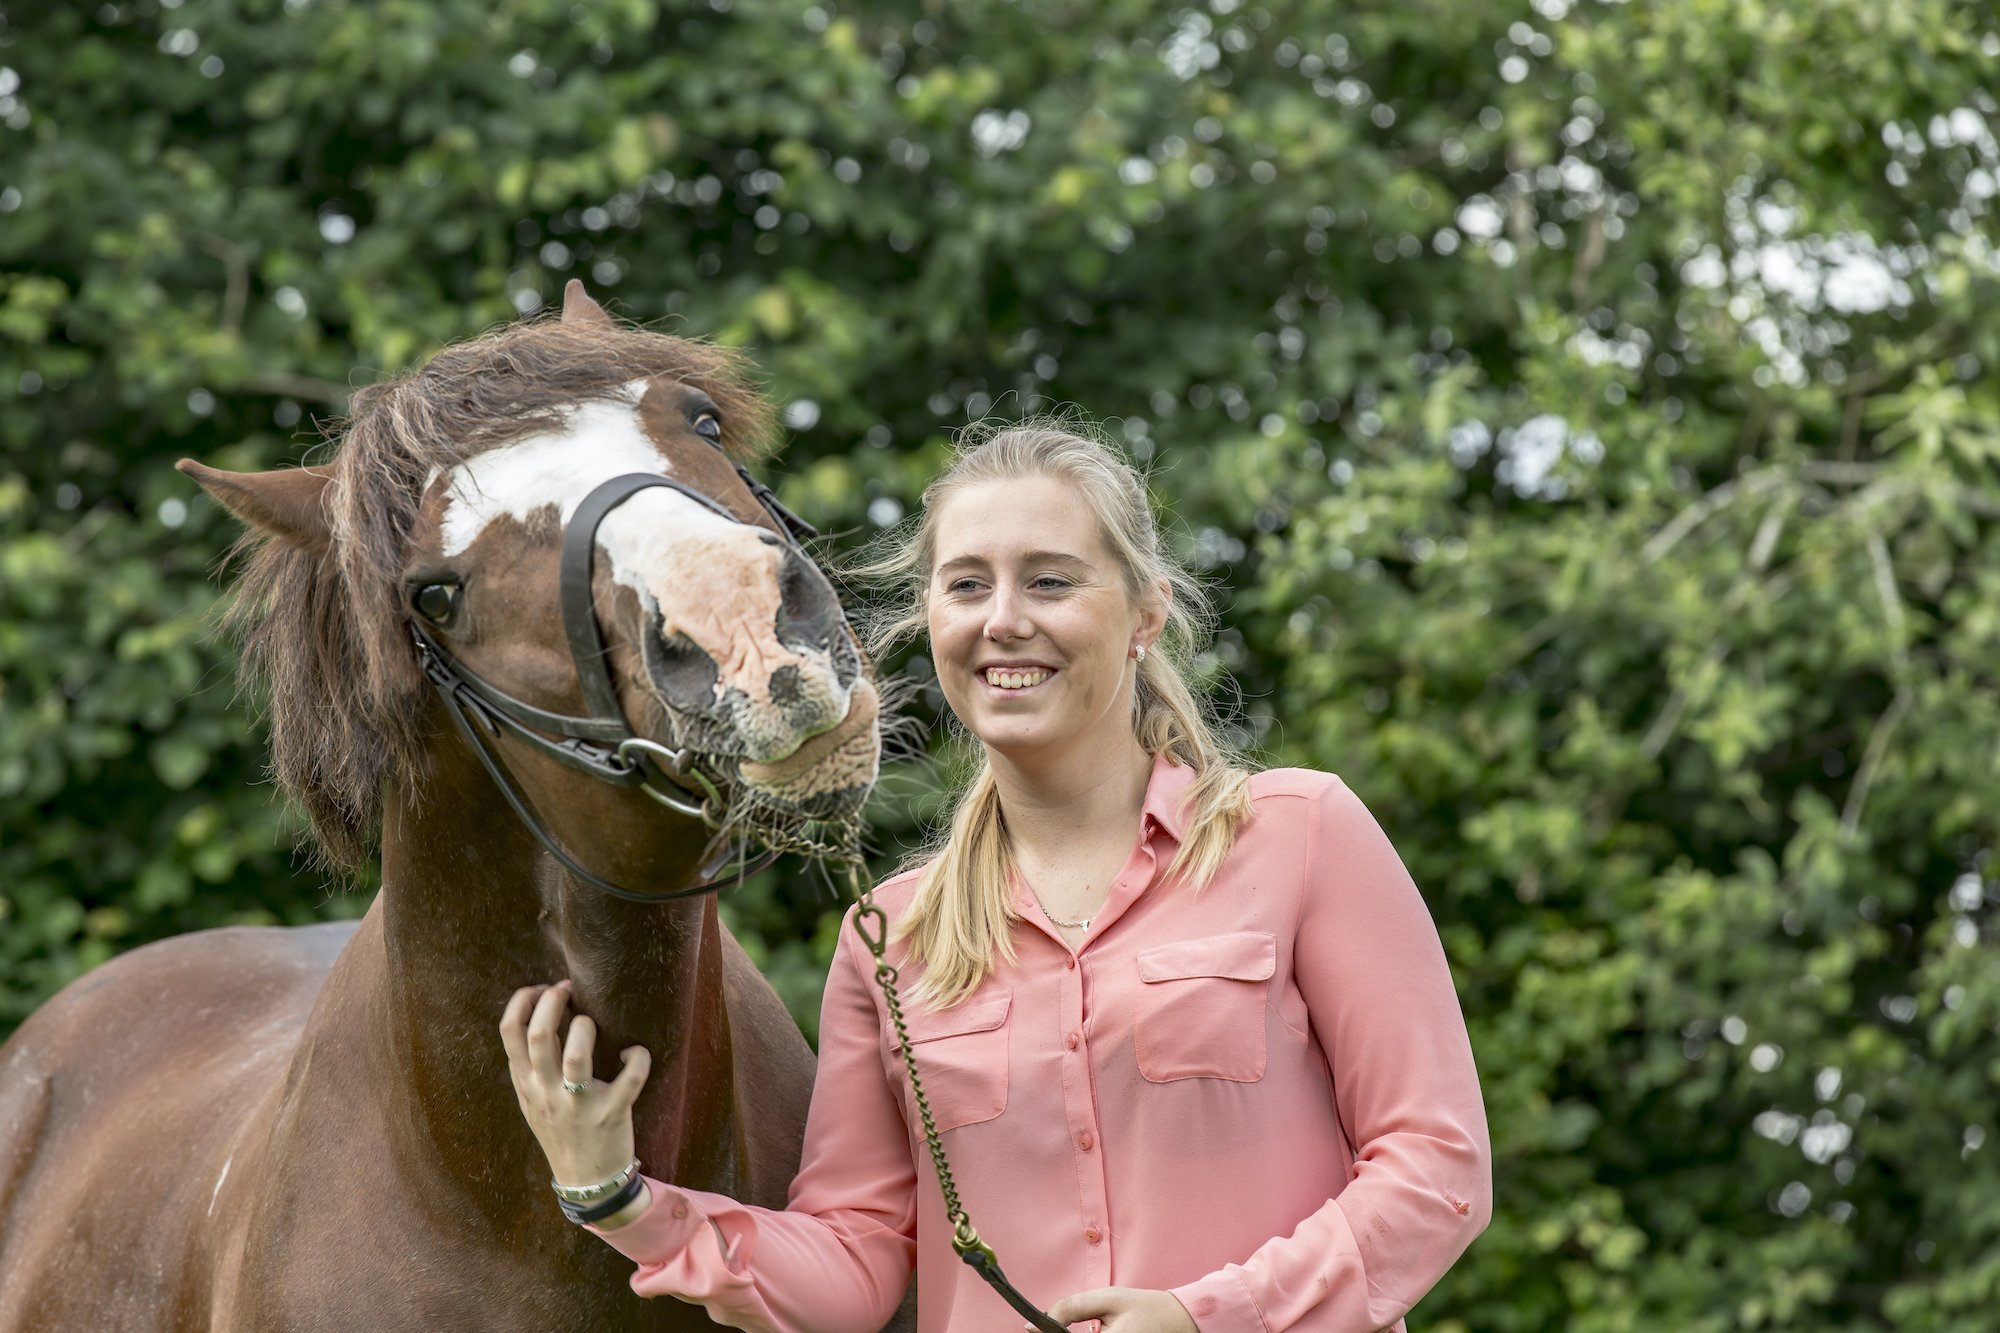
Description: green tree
xmin=3 ymin=1 xmax=1996 ymax=1326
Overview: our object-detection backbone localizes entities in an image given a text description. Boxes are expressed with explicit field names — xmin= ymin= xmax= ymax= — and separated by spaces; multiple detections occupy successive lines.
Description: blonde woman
xmin=500 ymin=423 xmax=1492 ymax=1331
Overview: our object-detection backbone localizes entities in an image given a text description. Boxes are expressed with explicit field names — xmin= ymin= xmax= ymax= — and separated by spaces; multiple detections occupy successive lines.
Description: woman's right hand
xmin=499 ymin=979 xmax=654 ymax=1190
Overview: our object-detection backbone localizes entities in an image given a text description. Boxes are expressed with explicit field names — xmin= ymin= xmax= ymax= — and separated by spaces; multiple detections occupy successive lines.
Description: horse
xmin=0 ymin=283 xmax=906 ymax=1330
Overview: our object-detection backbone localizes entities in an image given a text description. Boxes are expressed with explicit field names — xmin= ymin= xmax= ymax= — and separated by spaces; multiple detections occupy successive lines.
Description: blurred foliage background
xmin=3 ymin=0 xmax=1999 ymax=1327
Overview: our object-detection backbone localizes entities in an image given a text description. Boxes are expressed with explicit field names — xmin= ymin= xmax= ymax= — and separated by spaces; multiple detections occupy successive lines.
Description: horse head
xmin=178 ymin=282 xmax=879 ymax=892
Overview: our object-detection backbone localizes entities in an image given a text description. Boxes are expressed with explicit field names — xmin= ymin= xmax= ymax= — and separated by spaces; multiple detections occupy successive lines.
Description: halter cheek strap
xmin=559 ymin=471 xmax=745 ymax=724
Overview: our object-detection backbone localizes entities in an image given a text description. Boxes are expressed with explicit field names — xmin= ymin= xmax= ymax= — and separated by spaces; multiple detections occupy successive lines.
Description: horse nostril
xmin=769 ymin=664 xmax=805 ymax=709
xmin=775 ymin=549 xmax=842 ymax=653
xmin=757 ymin=531 xmax=783 ymax=548
xmin=643 ymin=628 xmax=722 ymax=714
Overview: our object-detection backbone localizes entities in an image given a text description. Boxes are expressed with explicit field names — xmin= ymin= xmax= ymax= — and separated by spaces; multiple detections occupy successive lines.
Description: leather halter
xmin=409 ymin=464 xmax=829 ymax=904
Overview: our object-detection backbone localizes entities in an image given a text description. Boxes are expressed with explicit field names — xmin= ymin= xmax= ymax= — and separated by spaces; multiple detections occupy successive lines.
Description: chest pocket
xmin=890 ymin=991 xmax=1011 ymax=1131
xmin=1133 ymin=931 xmax=1277 ymax=1083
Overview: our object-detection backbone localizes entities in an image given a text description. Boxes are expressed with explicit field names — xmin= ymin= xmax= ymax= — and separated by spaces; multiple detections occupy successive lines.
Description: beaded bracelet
xmin=550 ymin=1157 xmax=640 ymax=1204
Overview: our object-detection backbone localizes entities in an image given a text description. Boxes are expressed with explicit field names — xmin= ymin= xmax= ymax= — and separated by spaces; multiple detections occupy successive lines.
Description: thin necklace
xmin=1038 ymin=898 xmax=1091 ymax=931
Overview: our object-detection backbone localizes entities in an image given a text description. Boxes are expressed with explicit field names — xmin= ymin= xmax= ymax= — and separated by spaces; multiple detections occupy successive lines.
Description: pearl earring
xmin=1132 ymin=644 xmax=1147 ymax=663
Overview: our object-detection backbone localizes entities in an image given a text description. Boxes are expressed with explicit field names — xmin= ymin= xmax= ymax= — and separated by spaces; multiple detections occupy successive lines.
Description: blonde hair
xmin=847 ymin=417 xmax=1255 ymax=1006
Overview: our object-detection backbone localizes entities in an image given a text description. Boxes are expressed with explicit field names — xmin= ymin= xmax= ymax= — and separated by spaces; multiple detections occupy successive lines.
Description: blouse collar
xmin=1140 ymin=750 xmax=1199 ymax=845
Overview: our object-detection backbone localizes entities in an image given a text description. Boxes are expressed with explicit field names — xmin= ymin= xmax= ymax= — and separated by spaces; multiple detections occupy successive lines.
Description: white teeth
xmin=984 ymin=668 xmax=1050 ymax=690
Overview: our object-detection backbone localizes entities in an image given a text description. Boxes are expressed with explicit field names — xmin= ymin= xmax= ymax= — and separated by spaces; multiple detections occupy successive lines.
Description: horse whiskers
xmin=685 ymin=776 xmax=849 ymax=876
xmin=721 ymin=787 xmax=870 ymax=866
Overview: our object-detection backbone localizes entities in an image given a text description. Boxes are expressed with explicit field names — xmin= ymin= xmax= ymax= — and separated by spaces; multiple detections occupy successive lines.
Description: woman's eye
xmin=1032 ymin=577 xmax=1071 ymax=591
xmin=413 ymin=582 xmax=461 ymax=625
xmin=946 ymin=578 xmax=982 ymax=594
xmin=694 ymin=413 xmax=723 ymax=443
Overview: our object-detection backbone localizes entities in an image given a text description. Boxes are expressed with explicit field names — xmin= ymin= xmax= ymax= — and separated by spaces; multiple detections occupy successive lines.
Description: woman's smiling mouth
xmin=980 ymin=665 xmax=1055 ymax=692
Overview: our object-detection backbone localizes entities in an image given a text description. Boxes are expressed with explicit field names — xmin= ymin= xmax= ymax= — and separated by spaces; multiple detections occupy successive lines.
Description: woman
xmin=499 ymin=423 xmax=1492 ymax=1331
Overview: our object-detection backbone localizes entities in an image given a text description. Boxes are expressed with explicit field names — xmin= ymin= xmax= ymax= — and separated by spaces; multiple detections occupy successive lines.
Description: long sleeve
xmin=1169 ymin=775 xmax=1492 ymax=1332
xmin=589 ymin=910 xmax=917 ymax=1332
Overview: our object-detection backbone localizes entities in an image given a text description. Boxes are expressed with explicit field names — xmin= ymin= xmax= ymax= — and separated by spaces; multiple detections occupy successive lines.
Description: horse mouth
xmin=733 ymin=678 xmax=880 ymax=816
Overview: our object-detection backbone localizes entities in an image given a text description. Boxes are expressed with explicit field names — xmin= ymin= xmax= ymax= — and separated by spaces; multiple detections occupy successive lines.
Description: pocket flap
xmin=1136 ymin=932 xmax=1277 ymax=984
xmin=896 ymin=991 xmax=1012 ymax=1048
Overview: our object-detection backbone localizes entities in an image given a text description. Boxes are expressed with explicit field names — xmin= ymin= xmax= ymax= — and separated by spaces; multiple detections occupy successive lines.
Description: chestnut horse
xmin=0 ymin=284 xmax=904 ymax=1330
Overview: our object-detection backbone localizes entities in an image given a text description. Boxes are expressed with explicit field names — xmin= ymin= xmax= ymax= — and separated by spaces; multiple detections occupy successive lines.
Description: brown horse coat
xmin=0 ymin=286 xmax=906 ymax=1331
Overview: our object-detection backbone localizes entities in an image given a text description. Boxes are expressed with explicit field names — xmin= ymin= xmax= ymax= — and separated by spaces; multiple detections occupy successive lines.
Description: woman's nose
xmin=982 ymin=585 xmax=1033 ymax=641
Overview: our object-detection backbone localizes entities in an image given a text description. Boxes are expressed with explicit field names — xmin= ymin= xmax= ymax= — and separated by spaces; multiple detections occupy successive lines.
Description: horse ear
xmin=562 ymin=279 xmax=614 ymax=328
xmin=177 ymin=460 xmax=334 ymax=555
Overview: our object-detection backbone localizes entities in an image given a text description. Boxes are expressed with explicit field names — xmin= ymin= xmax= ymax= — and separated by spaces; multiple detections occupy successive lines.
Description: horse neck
xmin=371 ymin=746 xmax=743 ymax=1198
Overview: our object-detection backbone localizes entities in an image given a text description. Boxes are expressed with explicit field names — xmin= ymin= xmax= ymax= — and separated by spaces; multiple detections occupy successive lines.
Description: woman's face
xmin=926 ymin=474 xmax=1161 ymax=764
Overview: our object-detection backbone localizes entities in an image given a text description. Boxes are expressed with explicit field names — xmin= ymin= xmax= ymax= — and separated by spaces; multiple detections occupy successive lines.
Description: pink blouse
xmin=592 ymin=755 xmax=1491 ymax=1331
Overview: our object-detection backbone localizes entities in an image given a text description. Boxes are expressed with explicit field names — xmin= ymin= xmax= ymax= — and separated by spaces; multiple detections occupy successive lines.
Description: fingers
xmin=1042 ymin=1289 xmax=1190 ymax=1333
xmin=525 ymin=979 xmax=572 ymax=1086
xmin=608 ymin=1044 xmax=653 ymax=1108
xmin=1045 ymin=1290 xmax=1112 ymax=1324
xmin=499 ymin=982 xmax=642 ymax=1103
xmin=1045 ymin=1288 xmax=1121 ymax=1327
xmin=562 ymin=1012 xmax=596 ymax=1088
xmin=498 ymin=984 xmax=543 ymax=1075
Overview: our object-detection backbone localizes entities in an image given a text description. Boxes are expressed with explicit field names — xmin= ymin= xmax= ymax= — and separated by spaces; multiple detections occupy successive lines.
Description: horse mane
xmin=221 ymin=317 xmax=778 ymax=870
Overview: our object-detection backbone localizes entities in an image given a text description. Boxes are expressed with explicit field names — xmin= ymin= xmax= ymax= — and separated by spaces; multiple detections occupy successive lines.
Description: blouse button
xmin=1063 ymin=956 xmax=1076 ymax=971
xmin=1076 ymin=1132 xmax=1094 ymax=1152
xmin=671 ymin=1203 xmax=689 ymax=1219
xmin=1083 ymin=1226 xmax=1102 ymax=1245
xmin=1064 ymin=1032 xmax=1079 ymax=1050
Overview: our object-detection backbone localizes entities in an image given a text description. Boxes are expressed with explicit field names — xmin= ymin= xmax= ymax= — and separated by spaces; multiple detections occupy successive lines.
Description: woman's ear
xmin=176 ymin=460 xmax=335 ymax=555
xmin=1139 ymin=576 xmax=1173 ymax=651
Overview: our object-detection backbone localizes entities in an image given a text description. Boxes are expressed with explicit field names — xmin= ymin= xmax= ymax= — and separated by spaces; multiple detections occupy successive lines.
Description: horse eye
xmin=694 ymin=412 xmax=723 ymax=443
xmin=413 ymin=582 xmax=460 ymax=625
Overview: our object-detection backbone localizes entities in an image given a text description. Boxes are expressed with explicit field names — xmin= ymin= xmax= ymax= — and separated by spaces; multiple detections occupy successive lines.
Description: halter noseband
xmin=410 ymin=466 xmax=828 ymax=904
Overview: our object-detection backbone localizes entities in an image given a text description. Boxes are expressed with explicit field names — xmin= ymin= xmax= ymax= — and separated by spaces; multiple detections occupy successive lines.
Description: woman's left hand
xmin=1043 ymin=1287 xmax=1199 ymax=1332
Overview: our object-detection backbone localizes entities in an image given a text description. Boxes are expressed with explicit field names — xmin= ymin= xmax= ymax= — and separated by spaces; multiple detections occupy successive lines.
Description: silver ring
xmin=562 ymin=1078 xmax=590 ymax=1096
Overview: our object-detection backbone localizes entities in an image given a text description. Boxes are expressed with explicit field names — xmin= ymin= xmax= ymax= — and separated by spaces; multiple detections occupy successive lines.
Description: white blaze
xmin=438 ymin=393 xmax=690 ymax=558
xmin=433 ymin=392 xmax=835 ymax=719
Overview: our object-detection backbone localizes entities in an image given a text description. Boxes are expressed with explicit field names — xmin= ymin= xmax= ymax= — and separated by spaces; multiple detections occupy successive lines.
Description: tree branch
xmin=1838 ymin=532 xmax=1915 ymax=837
xmin=1639 ymin=495 xmax=1793 ymax=760
xmin=237 ymin=371 xmax=352 ymax=407
xmin=1837 ymin=387 xmax=1865 ymax=463
xmin=1569 ymin=204 xmax=1606 ymax=309
xmin=1799 ymin=461 xmax=1882 ymax=486
xmin=1865 ymin=530 xmax=1909 ymax=670
xmin=1641 ymin=470 xmax=1785 ymax=564
xmin=200 ymin=236 xmax=249 ymax=337
xmin=1840 ymin=689 xmax=1910 ymax=838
